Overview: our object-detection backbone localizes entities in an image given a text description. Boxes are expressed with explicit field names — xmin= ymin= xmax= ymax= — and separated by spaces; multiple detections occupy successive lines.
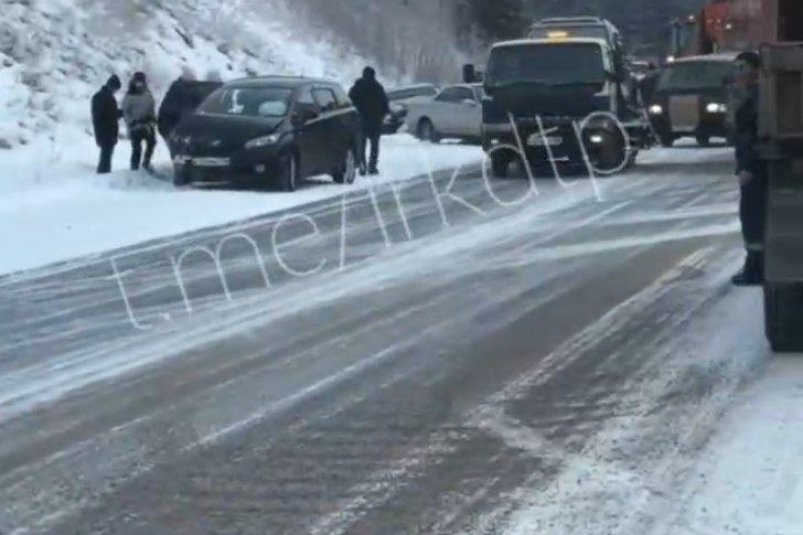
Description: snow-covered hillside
xmin=1 ymin=0 xmax=379 ymax=164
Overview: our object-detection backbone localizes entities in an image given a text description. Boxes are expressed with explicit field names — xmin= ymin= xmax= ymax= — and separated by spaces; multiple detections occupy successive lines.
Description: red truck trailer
xmin=669 ymin=0 xmax=769 ymax=60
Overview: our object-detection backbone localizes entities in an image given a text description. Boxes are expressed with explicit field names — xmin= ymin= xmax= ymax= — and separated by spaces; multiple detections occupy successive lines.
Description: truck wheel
xmin=173 ymin=169 xmax=189 ymax=187
xmin=332 ymin=144 xmax=357 ymax=185
xmin=765 ymin=283 xmax=803 ymax=352
xmin=659 ymin=133 xmax=675 ymax=148
xmin=417 ymin=119 xmax=439 ymax=143
xmin=625 ymin=150 xmax=639 ymax=170
xmin=490 ymin=152 xmax=510 ymax=178
xmin=696 ymin=134 xmax=711 ymax=147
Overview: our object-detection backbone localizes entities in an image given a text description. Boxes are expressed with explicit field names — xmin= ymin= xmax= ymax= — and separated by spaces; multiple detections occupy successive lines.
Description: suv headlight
xmin=245 ymin=134 xmax=280 ymax=149
xmin=706 ymin=102 xmax=727 ymax=113
xmin=648 ymin=104 xmax=663 ymax=115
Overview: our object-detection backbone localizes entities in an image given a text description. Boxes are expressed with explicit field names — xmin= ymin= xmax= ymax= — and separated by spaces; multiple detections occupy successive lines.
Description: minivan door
xmin=292 ymin=86 xmax=325 ymax=177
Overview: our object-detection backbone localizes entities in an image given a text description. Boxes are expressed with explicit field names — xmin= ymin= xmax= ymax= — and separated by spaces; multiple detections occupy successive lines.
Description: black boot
xmin=732 ymin=252 xmax=763 ymax=286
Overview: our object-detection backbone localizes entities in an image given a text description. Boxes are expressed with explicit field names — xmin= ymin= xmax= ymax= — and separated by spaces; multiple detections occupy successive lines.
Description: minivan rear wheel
xmin=332 ymin=143 xmax=357 ymax=185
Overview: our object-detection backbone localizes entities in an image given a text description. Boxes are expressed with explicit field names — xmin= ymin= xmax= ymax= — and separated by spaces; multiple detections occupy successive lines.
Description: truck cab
xmin=481 ymin=35 xmax=650 ymax=177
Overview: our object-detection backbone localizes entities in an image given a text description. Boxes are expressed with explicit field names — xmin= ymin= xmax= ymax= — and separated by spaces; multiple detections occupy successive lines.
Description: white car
xmin=404 ymin=84 xmax=484 ymax=143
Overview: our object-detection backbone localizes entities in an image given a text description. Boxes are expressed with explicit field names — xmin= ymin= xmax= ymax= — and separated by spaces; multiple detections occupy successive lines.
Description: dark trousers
xmin=360 ymin=122 xmax=382 ymax=170
xmin=130 ymin=128 xmax=156 ymax=170
xmin=739 ymin=168 xmax=768 ymax=275
xmin=97 ymin=143 xmax=115 ymax=174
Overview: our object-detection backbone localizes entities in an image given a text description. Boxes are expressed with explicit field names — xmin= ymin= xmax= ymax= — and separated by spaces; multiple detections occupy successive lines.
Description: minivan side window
xmin=312 ymin=88 xmax=338 ymax=112
xmin=296 ymin=87 xmax=316 ymax=106
xmin=330 ymin=85 xmax=350 ymax=107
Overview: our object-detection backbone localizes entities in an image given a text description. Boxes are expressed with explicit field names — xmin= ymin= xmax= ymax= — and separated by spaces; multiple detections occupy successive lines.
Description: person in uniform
xmin=732 ymin=51 xmax=766 ymax=286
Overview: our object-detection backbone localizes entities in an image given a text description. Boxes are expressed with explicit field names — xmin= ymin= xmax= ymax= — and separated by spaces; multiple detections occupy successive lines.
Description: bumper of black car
xmin=172 ymin=146 xmax=283 ymax=184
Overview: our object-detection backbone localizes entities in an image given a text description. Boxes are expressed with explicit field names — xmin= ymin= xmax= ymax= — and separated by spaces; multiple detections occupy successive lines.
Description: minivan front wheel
xmin=277 ymin=152 xmax=298 ymax=192
xmin=333 ymin=143 xmax=357 ymax=185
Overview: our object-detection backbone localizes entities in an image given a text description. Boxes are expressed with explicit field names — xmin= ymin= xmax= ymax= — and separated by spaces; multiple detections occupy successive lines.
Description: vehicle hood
xmin=174 ymin=113 xmax=285 ymax=154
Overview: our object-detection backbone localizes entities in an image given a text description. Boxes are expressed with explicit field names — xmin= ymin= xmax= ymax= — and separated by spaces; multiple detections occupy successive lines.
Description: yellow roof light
xmin=547 ymin=30 xmax=569 ymax=40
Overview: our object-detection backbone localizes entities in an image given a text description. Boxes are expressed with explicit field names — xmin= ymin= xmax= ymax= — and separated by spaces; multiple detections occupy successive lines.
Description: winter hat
xmin=363 ymin=66 xmax=376 ymax=79
xmin=107 ymin=75 xmax=121 ymax=90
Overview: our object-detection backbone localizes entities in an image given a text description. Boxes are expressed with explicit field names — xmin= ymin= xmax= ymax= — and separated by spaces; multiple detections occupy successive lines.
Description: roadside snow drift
xmin=0 ymin=135 xmax=483 ymax=275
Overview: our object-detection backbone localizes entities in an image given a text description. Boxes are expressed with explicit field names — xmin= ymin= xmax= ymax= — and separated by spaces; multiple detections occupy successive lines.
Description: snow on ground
xmin=0 ymin=134 xmax=483 ymax=276
xmin=667 ymin=355 xmax=803 ymax=535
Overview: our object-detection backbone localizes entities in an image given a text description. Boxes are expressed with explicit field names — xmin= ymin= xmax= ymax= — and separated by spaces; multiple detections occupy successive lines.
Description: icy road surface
xmin=0 ymin=145 xmax=793 ymax=535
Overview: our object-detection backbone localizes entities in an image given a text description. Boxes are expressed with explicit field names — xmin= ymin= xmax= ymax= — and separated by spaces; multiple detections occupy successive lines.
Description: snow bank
xmin=0 ymin=134 xmax=483 ymax=275
xmin=671 ymin=356 xmax=803 ymax=535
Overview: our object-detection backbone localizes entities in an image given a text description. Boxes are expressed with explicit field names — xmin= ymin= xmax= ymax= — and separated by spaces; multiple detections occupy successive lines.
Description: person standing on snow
xmin=122 ymin=71 xmax=157 ymax=172
xmin=348 ymin=67 xmax=389 ymax=175
xmin=158 ymin=67 xmax=200 ymax=155
xmin=731 ymin=51 xmax=766 ymax=286
xmin=91 ymin=75 xmax=122 ymax=174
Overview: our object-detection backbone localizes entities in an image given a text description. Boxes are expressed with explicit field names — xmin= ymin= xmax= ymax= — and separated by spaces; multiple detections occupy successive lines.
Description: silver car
xmin=405 ymin=84 xmax=484 ymax=143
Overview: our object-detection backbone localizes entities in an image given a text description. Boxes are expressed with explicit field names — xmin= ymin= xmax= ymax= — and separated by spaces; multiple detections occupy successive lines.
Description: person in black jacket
xmin=348 ymin=67 xmax=389 ymax=175
xmin=158 ymin=68 xmax=201 ymax=156
xmin=732 ymin=51 xmax=766 ymax=286
xmin=91 ymin=75 xmax=122 ymax=174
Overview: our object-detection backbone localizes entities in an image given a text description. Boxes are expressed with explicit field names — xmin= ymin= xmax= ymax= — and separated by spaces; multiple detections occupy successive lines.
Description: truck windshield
xmin=658 ymin=61 xmax=733 ymax=91
xmin=486 ymin=43 xmax=606 ymax=86
xmin=198 ymin=87 xmax=292 ymax=118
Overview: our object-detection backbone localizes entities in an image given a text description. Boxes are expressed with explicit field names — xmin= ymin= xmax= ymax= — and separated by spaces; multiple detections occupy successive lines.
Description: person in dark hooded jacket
xmin=91 ymin=75 xmax=122 ymax=174
xmin=349 ymin=67 xmax=389 ymax=175
xmin=158 ymin=67 xmax=202 ymax=154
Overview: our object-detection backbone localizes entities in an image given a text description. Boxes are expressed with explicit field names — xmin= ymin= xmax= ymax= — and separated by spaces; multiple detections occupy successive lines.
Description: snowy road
xmin=0 ymin=147 xmax=788 ymax=534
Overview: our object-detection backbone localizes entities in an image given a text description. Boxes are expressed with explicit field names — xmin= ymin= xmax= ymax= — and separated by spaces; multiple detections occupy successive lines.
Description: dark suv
xmin=170 ymin=77 xmax=360 ymax=191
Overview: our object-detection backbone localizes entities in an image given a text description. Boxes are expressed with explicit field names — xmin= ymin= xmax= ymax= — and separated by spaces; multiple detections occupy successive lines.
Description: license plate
xmin=192 ymin=157 xmax=231 ymax=167
xmin=528 ymin=134 xmax=563 ymax=146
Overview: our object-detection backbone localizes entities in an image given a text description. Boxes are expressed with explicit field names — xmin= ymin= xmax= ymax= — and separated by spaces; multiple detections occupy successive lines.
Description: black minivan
xmin=170 ymin=77 xmax=360 ymax=191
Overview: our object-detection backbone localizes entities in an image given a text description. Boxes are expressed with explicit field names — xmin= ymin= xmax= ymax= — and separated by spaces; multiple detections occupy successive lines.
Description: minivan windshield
xmin=198 ymin=87 xmax=292 ymax=118
xmin=487 ymin=43 xmax=606 ymax=87
xmin=658 ymin=61 xmax=734 ymax=91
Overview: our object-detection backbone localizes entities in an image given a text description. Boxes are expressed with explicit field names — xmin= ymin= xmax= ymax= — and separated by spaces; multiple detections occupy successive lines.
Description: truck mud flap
xmin=764 ymin=283 xmax=803 ymax=353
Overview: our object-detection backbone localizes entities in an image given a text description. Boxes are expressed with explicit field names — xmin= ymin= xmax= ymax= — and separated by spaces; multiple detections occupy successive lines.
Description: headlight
xmin=649 ymin=104 xmax=663 ymax=115
xmin=245 ymin=134 xmax=280 ymax=149
xmin=589 ymin=134 xmax=605 ymax=144
xmin=706 ymin=102 xmax=727 ymax=113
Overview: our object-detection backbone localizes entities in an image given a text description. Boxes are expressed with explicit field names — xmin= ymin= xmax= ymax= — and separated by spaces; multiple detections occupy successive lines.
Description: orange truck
xmin=669 ymin=0 xmax=769 ymax=60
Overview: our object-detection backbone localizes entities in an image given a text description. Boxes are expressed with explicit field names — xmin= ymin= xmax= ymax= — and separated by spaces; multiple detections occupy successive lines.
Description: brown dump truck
xmin=757 ymin=0 xmax=803 ymax=350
